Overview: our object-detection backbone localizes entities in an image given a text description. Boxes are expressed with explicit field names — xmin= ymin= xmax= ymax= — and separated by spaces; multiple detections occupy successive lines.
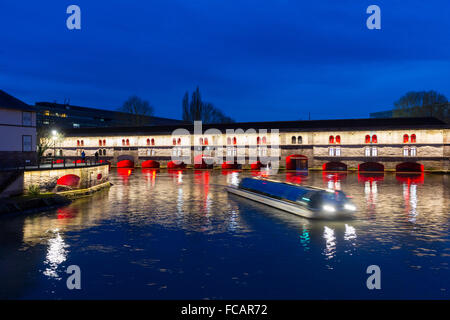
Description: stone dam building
xmin=54 ymin=117 xmax=450 ymax=172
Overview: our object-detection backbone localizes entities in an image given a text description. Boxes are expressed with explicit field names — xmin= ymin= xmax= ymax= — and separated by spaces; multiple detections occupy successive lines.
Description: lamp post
xmin=52 ymin=130 xmax=58 ymax=165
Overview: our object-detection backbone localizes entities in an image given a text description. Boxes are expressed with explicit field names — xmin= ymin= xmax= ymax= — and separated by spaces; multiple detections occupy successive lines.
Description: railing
xmin=0 ymin=157 xmax=109 ymax=171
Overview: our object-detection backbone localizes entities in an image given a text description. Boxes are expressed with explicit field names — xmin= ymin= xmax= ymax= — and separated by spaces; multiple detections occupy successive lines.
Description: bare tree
xmin=393 ymin=90 xmax=449 ymax=122
xmin=37 ymin=127 xmax=64 ymax=162
xmin=119 ymin=95 xmax=154 ymax=126
xmin=182 ymin=87 xmax=234 ymax=124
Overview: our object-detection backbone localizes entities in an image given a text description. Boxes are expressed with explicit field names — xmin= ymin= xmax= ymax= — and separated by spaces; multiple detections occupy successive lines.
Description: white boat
xmin=226 ymin=177 xmax=356 ymax=220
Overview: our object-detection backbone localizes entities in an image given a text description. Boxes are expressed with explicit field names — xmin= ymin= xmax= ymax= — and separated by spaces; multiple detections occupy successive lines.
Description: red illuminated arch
xmin=335 ymin=135 xmax=341 ymax=144
xmin=411 ymin=134 xmax=416 ymax=143
xmin=222 ymin=161 xmax=239 ymax=170
xmin=103 ymin=139 xmax=106 ymax=146
xmin=57 ymin=174 xmax=80 ymax=187
xmin=256 ymin=137 xmax=260 ymax=145
xmin=329 ymin=136 xmax=334 ymax=144
xmin=172 ymin=138 xmax=176 ymax=145
xmin=167 ymin=160 xmax=186 ymax=169
xmin=403 ymin=134 xmax=409 ymax=143
xmin=365 ymin=135 xmax=370 ymax=143
xmin=147 ymin=138 xmax=150 ymax=146
xmin=233 ymin=137 xmax=237 ymax=145
xmin=323 ymin=161 xmax=347 ymax=171
xmin=262 ymin=136 xmax=267 ymax=144
xmin=151 ymin=138 xmax=155 ymax=145
xmin=396 ymin=162 xmax=423 ymax=173
xmin=177 ymin=138 xmax=181 ymax=145
xmin=142 ymin=160 xmax=160 ymax=168
xmin=250 ymin=161 xmax=262 ymax=170
xmin=286 ymin=154 xmax=308 ymax=170
xmin=358 ymin=162 xmax=384 ymax=172
xmin=99 ymin=139 xmax=102 ymax=146
xmin=372 ymin=135 xmax=377 ymax=143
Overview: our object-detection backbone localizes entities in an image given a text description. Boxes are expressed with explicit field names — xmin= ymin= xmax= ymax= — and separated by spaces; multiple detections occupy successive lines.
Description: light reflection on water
xmin=0 ymin=169 xmax=449 ymax=299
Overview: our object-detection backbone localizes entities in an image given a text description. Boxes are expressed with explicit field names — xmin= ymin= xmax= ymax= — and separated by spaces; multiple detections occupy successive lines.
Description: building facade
xmin=54 ymin=117 xmax=450 ymax=172
xmin=35 ymin=101 xmax=185 ymax=129
xmin=0 ymin=90 xmax=37 ymax=168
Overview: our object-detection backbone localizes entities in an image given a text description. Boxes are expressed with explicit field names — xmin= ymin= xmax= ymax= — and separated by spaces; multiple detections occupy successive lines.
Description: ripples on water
xmin=0 ymin=169 xmax=449 ymax=299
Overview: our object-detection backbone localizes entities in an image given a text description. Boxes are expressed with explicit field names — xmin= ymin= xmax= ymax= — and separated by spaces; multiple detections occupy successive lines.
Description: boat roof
xmin=244 ymin=177 xmax=335 ymax=193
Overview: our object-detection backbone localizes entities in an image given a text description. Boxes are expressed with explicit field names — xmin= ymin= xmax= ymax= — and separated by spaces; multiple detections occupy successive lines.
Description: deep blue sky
xmin=1 ymin=1 xmax=449 ymax=121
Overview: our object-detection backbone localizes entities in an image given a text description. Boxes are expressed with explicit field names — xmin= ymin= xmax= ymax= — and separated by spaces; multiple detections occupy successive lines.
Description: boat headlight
xmin=322 ymin=204 xmax=336 ymax=213
xmin=344 ymin=203 xmax=356 ymax=211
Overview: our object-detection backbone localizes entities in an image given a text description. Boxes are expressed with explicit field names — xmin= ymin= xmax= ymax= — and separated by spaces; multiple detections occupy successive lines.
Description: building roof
xmin=0 ymin=90 xmax=35 ymax=112
xmin=35 ymin=102 xmax=185 ymax=127
xmin=63 ymin=117 xmax=449 ymax=137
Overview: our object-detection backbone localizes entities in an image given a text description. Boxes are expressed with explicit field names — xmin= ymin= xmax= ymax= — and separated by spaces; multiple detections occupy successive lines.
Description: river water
xmin=1 ymin=169 xmax=449 ymax=299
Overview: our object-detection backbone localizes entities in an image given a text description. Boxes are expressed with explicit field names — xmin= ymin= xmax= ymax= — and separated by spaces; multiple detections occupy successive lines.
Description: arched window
xmin=329 ymin=136 xmax=334 ymax=144
xmin=372 ymin=135 xmax=377 ymax=143
xmin=122 ymin=139 xmax=125 ymax=146
xmin=411 ymin=134 xmax=416 ymax=143
xmin=103 ymin=149 xmax=107 ymax=156
xmin=262 ymin=136 xmax=267 ymax=144
xmin=172 ymin=138 xmax=176 ymax=146
xmin=177 ymin=138 xmax=181 ymax=145
xmin=227 ymin=137 xmax=231 ymax=145
xmin=151 ymin=138 xmax=155 ymax=146
xmin=204 ymin=138 xmax=208 ymax=145
xmin=77 ymin=140 xmax=80 ymax=146
xmin=126 ymin=139 xmax=130 ymax=146
xmin=257 ymin=137 xmax=260 ymax=145
xmin=233 ymin=137 xmax=237 ymax=145
xmin=199 ymin=138 xmax=203 ymax=145
xmin=365 ymin=135 xmax=371 ymax=144
xmin=403 ymin=134 xmax=409 ymax=143
xmin=147 ymin=138 xmax=150 ymax=146
xmin=291 ymin=136 xmax=296 ymax=144
xmin=103 ymin=139 xmax=106 ymax=146
xmin=298 ymin=136 xmax=302 ymax=144
xmin=80 ymin=140 xmax=84 ymax=146
xmin=335 ymin=135 xmax=341 ymax=144
xmin=99 ymin=139 xmax=102 ymax=146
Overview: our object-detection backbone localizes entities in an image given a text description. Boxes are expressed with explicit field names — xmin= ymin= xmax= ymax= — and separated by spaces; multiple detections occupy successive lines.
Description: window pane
xmin=22 ymin=112 xmax=32 ymax=126
xmin=22 ymin=135 xmax=32 ymax=151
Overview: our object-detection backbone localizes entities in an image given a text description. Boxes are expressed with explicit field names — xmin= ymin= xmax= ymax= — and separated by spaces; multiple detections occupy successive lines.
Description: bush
xmin=27 ymin=184 xmax=41 ymax=196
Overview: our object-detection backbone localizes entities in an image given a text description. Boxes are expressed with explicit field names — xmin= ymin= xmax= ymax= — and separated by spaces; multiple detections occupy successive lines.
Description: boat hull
xmin=226 ymin=186 xmax=352 ymax=220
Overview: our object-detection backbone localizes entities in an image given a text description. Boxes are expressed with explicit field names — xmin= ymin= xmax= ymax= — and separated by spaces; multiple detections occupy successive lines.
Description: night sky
xmin=1 ymin=1 xmax=449 ymax=122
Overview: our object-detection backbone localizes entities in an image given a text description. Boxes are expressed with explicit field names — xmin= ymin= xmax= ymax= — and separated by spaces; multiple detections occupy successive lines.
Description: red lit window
xmin=372 ymin=135 xmax=377 ymax=143
xmin=103 ymin=139 xmax=106 ymax=146
xmin=77 ymin=140 xmax=80 ymax=146
xmin=411 ymin=134 xmax=416 ymax=143
xmin=335 ymin=135 xmax=341 ymax=144
xmin=172 ymin=138 xmax=176 ymax=145
xmin=199 ymin=138 xmax=203 ymax=145
xmin=177 ymin=138 xmax=181 ymax=145
xmin=257 ymin=137 xmax=260 ymax=145
xmin=126 ymin=139 xmax=130 ymax=146
xmin=122 ymin=139 xmax=125 ymax=146
xmin=262 ymin=136 xmax=267 ymax=144
xmin=151 ymin=138 xmax=155 ymax=145
xmin=403 ymin=134 xmax=409 ymax=143
xmin=227 ymin=137 xmax=231 ymax=145
xmin=329 ymin=136 xmax=334 ymax=144
xmin=80 ymin=140 xmax=84 ymax=146
xmin=365 ymin=135 xmax=370 ymax=144
xmin=147 ymin=138 xmax=150 ymax=146
xmin=204 ymin=138 xmax=208 ymax=145
xmin=233 ymin=137 xmax=237 ymax=145
xmin=99 ymin=139 xmax=102 ymax=146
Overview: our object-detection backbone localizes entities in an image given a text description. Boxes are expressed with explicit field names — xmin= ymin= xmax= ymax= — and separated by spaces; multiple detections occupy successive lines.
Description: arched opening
xmin=256 ymin=137 xmax=260 ymax=145
xmin=99 ymin=139 xmax=102 ymax=146
xmin=151 ymin=138 xmax=155 ymax=145
xmin=167 ymin=160 xmax=186 ymax=169
xmin=329 ymin=136 xmax=334 ymax=144
xmin=298 ymin=136 xmax=303 ymax=144
xmin=122 ymin=139 xmax=125 ymax=146
xmin=233 ymin=137 xmax=237 ymax=145
xmin=204 ymin=138 xmax=208 ymax=145
xmin=199 ymin=138 xmax=203 ymax=145
xmin=365 ymin=135 xmax=370 ymax=144
xmin=291 ymin=136 xmax=296 ymax=144
xmin=396 ymin=162 xmax=423 ymax=173
xmin=403 ymin=134 xmax=409 ymax=143
xmin=335 ymin=135 xmax=341 ymax=144
xmin=323 ymin=161 xmax=347 ymax=171
xmin=358 ymin=162 xmax=384 ymax=172
xmin=142 ymin=160 xmax=160 ymax=168
xmin=227 ymin=137 xmax=231 ymax=145
xmin=250 ymin=161 xmax=262 ymax=170
xmin=77 ymin=140 xmax=80 ymax=146
xmin=193 ymin=154 xmax=213 ymax=169
xmin=57 ymin=174 xmax=80 ymax=188
xmin=372 ymin=135 xmax=377 ymax=143
xmin=411 ymin=134 xmax=416 ymax=143
xmin=103 ymin=139 xmax=106 ymax=146
xmin=126 ymin=139 xmax=130 ymax=146
xmin=117 ymin=160 xmax=134 ymax=168
xmin=262 ymin=136 xmax=267 ymax=144
xmin=177 ymin=138 xmax=181 ymax=145
xmin=222 ymin=161 xmax=240 ymax=170
xmin=286 ymin=154 xmax=308 ymax=170
xmin=147 ymin=138 xmax=150 ymax=146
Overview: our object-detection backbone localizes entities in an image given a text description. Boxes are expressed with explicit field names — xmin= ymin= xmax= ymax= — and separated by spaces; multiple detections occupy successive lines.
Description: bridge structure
xmin=50 ymin=117 xmax=450 ymax=173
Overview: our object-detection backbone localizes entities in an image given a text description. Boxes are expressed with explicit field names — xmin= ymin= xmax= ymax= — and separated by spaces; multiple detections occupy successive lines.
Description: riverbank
xmin=0 ymin=181 xmax=111 ymax=216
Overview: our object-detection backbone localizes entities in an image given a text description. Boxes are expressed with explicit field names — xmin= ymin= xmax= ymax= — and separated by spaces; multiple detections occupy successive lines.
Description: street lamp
xmin=52 ymin=130 xmax=58 ymax=163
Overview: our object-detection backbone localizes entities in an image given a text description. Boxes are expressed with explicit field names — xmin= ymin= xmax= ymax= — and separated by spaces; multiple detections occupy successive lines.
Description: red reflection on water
xmin=285 ymin=172 xmax=308 ymax=184
xmin=194 ymin=170 xmax=210 ymax=211
xmin=117 ymin=168 xmax=134 ymax=184
xmin=396 ymin=173 xmax=424 ymax=185
xmin=357 ymin=172 xmax=385 ymax=183
xmin=142 ymin=168 xmax=158 ymax=186
xmin=57 ymin=207 xmax=78 ymax=220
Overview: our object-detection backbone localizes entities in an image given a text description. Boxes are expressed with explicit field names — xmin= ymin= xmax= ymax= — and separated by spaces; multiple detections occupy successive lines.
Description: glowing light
xmin=322 ymin=204 xmax=336 ymax=213
xmin=43 ymin=231 xmax=69 ymax=279
xmin=344 ymin=224 xmax=357 ymax=241
xmin=344 ymin=203 xmax=356 ymax=211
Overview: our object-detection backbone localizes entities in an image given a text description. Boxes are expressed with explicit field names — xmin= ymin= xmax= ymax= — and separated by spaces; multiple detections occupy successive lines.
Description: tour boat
xmin=226 ymin=177 xmax=356 ymax=219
